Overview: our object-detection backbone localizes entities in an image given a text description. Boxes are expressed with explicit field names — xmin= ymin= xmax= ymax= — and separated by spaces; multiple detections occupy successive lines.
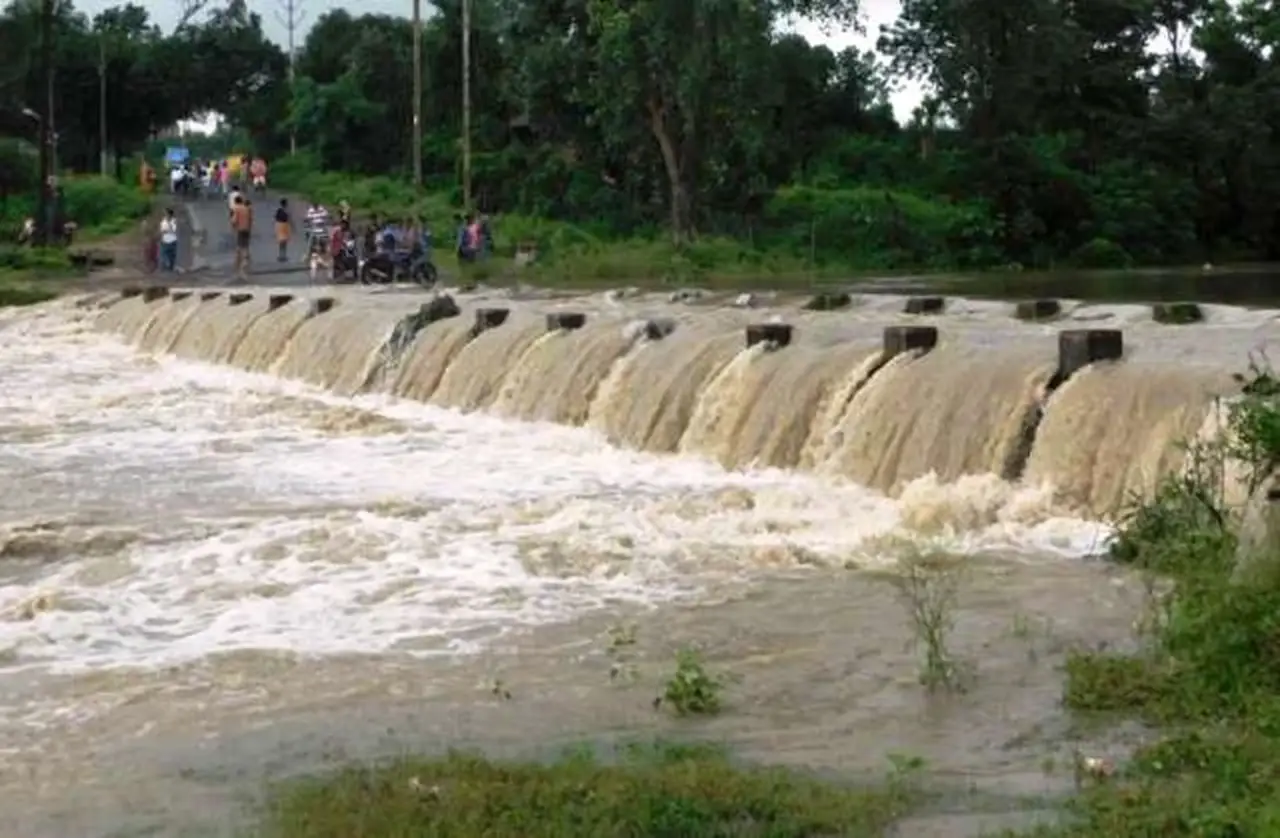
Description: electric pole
xmin=274 ymin=0 xmax=305 ymax=155
xmin=461 ymin=0 xmax=471 ymax=210
xmin=98 ymin=36 xmax=108 ymax=176
xmin=36 ymin=0 xmax=53 ymax=245
xmin=412 ymin=0 xmax=422 ymax=188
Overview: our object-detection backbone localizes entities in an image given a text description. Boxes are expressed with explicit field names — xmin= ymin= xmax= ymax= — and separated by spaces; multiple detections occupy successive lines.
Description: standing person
xmin=231 ymin=195 xmax=253 ymax=282
xmin=251 ymin=157 xmax=268 ymax=193
xmin=455 ymin=213 xmax=474 ymax=263
xmin=274 ymin=198 xmax=291 ymax=262
xmin=158 ymin=207 xmax=180 ymax=272
xmin=305 ymin=202 xmax=330 ymax=257
xmin=226 ymin=184 xmax=242 ymax=251
xmin=476 ymin=214 xmax=492 ymax=259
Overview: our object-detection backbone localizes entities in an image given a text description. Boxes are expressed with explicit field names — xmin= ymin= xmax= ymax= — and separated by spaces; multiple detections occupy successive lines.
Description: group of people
xmin=140 ymin=155 xmax=268 ymax=198
xmin=300 ymin=203 xmax=436 ymax=283
xmin=145 ymin=180 xmax=496 ymax=283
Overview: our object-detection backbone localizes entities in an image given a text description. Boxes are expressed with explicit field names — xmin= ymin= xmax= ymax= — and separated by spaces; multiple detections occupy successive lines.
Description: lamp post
xmin=412 ymin=0 xmax=422 ymax=188
xmin=36 ymin=0 xmax=54 ymax=245
xmin=461 ymin=0 xmax=471 ymax=209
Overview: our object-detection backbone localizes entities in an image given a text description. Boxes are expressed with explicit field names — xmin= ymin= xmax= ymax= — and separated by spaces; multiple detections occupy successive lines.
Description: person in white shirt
xmin=158 ymin=207 xmax=180 ymax=272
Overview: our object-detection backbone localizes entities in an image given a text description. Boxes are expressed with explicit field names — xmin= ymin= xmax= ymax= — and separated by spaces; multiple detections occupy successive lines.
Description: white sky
xmin=74 ymin=0 xmax=923 ymax=130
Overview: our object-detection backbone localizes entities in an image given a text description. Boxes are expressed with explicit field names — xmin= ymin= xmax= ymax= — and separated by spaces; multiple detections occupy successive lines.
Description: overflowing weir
xmin=92 ymin=288 xmax=1248 ymax=520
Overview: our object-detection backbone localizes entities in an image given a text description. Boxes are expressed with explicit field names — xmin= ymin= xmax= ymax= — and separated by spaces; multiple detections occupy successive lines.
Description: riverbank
xmin=267 ymin=158 xmax=971 ymax=286
xmin=268 ymin=162 xmax=1274 ymax=297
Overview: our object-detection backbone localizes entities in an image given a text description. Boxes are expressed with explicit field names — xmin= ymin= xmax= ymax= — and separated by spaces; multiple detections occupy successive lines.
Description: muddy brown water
xmin=3 ymin=285 xmax=1268 ymax=836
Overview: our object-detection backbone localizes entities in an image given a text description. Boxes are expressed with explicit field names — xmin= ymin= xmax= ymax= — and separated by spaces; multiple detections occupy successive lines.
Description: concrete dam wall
xmin=93 ymin=286 xmax=1242 ymax=520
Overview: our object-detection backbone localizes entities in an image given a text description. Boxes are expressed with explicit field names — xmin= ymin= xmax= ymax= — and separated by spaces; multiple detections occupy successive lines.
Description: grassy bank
xmin=268 ymin=155 xmax=997 ymax=286
xmin=259 ymin=741 xmax=920 ymax=838
xmin=1030 ymin=360 xmax=1280 ymax=836
xmin=0 ymin=246 xmax=77 ymax=307
xmin=250 ymin=361 xmax=1280 ymax=836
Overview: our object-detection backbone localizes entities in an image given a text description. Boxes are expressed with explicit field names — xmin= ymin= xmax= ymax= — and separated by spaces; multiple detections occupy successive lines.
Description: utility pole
xmin=274 ymin=0 xmax=305 ymax=155
xmin=98 ymin=36 xmax=108 ymax=176
xmin=461 ymin=0 xmax=471 ymax=210
xmin=411 ymin=0 xmax=422 ymax=188
xmin=35 ymin=0 xmax=53 ymax=245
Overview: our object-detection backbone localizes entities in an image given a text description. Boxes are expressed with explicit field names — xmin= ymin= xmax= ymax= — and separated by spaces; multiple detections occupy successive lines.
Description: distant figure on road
xmin=274 ymin=198 xmax=291 ymax=262
xmin=140 ymin=160 xmax=157 ymax=194
xmin=305 ymin=202 xmax=330 ymax=258
xmin=158 ymin=208 xmax=180 ymax=272
xmin=251 ymin=157 xmax=268 ymax=194
xmin=231 ymin=195 xmax=253 ymax=282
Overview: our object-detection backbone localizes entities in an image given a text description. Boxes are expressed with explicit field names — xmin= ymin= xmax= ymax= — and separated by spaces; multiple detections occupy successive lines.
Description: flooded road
xmin=0 ymin=288 xmax=1251 ymax=836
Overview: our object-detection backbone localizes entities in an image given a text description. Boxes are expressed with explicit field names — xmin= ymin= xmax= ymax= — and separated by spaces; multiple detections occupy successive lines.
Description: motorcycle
xmin=332 ymin=235 xmax=359 ymax=283
xmin=359 ymin=248 xmax=438 ymax=287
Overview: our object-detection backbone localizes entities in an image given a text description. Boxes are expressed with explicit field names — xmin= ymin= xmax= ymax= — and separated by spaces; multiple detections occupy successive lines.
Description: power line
xmin=274 ymin=0 xmax=306 ymax=155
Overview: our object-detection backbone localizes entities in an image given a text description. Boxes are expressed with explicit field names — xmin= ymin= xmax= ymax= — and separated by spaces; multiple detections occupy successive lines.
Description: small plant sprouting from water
xmin=489 ymin=678 xmax=512 ymax=701
xmin=656 ymin=647 xmax=728 ymax=716
xmin=605 ymin=622 xmax=640 ymax=684
xmin=892 ymin=551 xmax=968 ymax=693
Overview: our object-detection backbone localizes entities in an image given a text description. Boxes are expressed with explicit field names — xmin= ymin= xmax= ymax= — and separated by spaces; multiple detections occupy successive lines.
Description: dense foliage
xmin=5 ymin=0 xmax=1280 ymax=268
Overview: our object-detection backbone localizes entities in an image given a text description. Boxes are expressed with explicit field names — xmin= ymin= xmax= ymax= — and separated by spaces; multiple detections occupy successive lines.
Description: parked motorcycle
xmin=359 ymin=248 xmax=438 ymax=287
xmin=332 ymin=235 xmax=360 ymax=283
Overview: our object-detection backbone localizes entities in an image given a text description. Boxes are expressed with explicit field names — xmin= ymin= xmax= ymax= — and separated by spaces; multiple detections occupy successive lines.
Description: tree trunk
xmin=648 ymin=97 xmax=694 ymax=245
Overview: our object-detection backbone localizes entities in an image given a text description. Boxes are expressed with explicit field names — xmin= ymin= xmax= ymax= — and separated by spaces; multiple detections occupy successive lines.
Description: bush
xmin=1070 ymin=237 xmax=1133 ymax=269
xmin=760 ymin=185 xmax=1000 ymax=270
xmin=0 ymin=175 xmax=149 ymax=240
xmin=59 ymin=175 xmax=150 ymax=236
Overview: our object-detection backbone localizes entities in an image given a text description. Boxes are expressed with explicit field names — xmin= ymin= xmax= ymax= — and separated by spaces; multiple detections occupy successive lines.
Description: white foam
xmin=0 ymin=303 xmax=1111 ymax=674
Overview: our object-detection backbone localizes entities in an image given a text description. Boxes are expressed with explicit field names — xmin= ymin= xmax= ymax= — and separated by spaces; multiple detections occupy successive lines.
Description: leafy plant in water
xmin=658 ymin=648 xmax=727 ymax=716
xmin=892 ymin=551 xmax=968 ymax=693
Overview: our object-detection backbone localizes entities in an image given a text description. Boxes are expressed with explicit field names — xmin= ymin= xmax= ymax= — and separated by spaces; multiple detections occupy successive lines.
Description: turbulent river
xmin=0 ymin=287 xmax=1271 ymax=836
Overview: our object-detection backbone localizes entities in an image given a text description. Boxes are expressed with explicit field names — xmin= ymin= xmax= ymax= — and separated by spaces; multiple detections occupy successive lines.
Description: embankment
xmin=93 ymin=287 xmax=1243 ymax=521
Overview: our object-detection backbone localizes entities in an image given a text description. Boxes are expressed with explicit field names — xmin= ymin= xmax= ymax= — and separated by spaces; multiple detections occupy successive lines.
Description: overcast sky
xmin=72 ymin=0 xmax=925 ymax=121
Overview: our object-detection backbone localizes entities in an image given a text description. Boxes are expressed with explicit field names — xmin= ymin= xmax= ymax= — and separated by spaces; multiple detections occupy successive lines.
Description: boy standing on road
xmin=231 ymin=195 xmax=253 ymax=282
xmin=158 ymin=208 xmax=180 ymax=272
xmin=274 ymin=198 xmax=291 ymax=262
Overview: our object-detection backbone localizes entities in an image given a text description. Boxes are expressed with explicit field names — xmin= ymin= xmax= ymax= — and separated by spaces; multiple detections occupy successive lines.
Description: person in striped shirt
xmin=304 ymin=203 xmax=330 ymax=256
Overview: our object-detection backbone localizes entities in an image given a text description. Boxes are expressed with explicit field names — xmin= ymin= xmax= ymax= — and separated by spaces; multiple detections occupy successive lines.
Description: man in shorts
xmin=231 ymin=195 xmax=253 ymax=281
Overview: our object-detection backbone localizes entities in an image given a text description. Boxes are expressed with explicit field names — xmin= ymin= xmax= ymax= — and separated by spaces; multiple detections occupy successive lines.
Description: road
xmin=181 ymin=188 xmax=314 ymax=287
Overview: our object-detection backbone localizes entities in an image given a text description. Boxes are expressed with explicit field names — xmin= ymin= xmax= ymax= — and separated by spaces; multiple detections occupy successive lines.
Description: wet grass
xmin=0 ymin=271 xmax=62 ymax=306
xmin=257 ymin=741 xmax=921 ymax=838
